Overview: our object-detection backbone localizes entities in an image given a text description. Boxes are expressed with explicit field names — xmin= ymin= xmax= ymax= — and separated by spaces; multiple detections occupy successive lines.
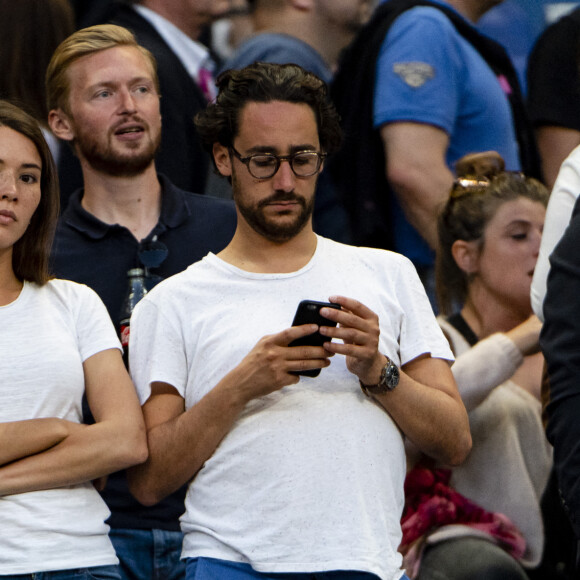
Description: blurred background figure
xmin=527 ymin=6 xmax=580 ymax=190
xmin=327 ymin=0 xmax=540 ymax=303
xmin=400 ymin=153 xmax=551 ymax=580
xmin=47 ymin=23 xmax=237 ymax=580
xmin=0 ymin=0 xmax=75 ymax=165
xmin=531 ymin=144 xmax=580 ymax=322
xmin=210 ymin=0 xmax=254 ymax=63
xmin=68 ymin=0 xmax=117 ymax=28
xmin=221 ymin=0 xmax=375 ymax=83
xmin=477 ymin=0 xmax=542 ymax=92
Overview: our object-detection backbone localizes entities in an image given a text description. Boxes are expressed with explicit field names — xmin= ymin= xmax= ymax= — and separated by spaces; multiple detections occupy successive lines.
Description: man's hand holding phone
xmin=230 ymin=321 xmax=336 ymax=403
xmin=229 ymin=297 xmax=378 ymax=406
xmin=288 ymin=300 xmax=341 ymax=377
xmin=316 ymin=295 xmax=386 ymax=386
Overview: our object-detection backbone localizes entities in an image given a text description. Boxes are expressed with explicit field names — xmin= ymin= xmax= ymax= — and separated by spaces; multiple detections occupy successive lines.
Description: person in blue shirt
xmin=328 ymin=0 xmax=539 ymax=301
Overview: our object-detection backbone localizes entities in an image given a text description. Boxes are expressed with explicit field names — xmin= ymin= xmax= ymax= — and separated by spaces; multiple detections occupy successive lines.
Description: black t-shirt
xmin=527 ymin=8 xmax=580 ymax=131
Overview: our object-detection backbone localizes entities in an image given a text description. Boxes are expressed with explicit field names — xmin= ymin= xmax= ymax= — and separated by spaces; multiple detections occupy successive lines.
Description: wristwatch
xmin=359 ymin=357 xmax=400 ymax=397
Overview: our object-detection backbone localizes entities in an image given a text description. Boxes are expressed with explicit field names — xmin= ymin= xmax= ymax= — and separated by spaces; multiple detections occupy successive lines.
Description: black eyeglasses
xmin=138 ymin=236 xmax=168 ymax=290
xmin=229 ymin=146 xmax=326 ymax=180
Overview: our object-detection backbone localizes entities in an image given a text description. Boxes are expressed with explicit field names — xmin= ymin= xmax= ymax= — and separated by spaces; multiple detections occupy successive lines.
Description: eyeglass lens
xmin=249 ymin=152 xmax=321 ymax=178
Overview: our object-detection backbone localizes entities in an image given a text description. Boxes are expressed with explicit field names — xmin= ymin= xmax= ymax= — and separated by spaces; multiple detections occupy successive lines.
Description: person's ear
xmin=48 ymin=109 xmax=75 ymax=142
xmin=451 ymin=239 xmax=480 ymax=274
xmin=213 ymin=143 xmax=232 ymax=178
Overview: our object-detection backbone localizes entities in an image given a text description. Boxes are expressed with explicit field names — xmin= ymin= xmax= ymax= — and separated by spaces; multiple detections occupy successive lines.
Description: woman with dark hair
xmin=400 ymin=153 xmax=552 ymax=580
xmin=0 ymin=100 xmax=147 ymax=578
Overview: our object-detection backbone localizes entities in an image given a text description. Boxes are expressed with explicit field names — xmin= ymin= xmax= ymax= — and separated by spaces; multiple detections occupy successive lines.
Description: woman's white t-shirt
xmin=0 ymin=279 xmax=121 ymax=574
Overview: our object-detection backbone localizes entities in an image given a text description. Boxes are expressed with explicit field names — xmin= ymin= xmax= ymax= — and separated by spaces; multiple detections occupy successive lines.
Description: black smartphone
xmin=288 ymin=300 xmax=341 ymax=377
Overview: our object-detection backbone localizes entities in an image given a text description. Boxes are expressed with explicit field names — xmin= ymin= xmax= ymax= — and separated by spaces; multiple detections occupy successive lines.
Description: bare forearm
xmin=0 ymin=418 xmax=73 ymax=466
xmin=317 ymin=297 xmax=470 ymax=465
xmin=389 ymin=171 xmax=453 ymax=249
xmin=381 ymin=122 xmax=454 ymax=249
xmin=373 ymin=368 xmax=471 ymax=466
xmin=129 ymin=323 xmax=337 ymax=505
xmin=318 ymin=298 xmax=471 ymax=465
xmin=0 ymin=420 xmax=146 ymax=496
xmin=128 ymin=379 xmax=248 ymax=506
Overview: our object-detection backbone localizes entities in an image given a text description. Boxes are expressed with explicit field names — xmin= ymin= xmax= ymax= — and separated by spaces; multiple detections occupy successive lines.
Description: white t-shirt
xmin=0 ymin=279 xmax=121 ymax=574
xmin=130 ymin=236 xmax=453 ymax=580
xmin=531 ymin=144 xmax=580 ymax=321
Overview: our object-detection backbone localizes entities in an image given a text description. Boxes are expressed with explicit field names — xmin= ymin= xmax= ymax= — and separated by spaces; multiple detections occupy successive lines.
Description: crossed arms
xmin=0 ymin=348 xmax=147 ymax=496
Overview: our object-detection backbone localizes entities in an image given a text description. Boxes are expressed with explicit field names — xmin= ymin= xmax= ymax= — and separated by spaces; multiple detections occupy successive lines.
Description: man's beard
xmin=232 ymin=174 xmax=315 ymax=243
xmin=74 ymin=122 xmax=161 ymax=178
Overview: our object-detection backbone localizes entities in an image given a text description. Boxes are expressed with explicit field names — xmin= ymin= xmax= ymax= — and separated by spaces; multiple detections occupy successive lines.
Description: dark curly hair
xmin=436 ymin=152 xmax=549 ymax=315
xmin=194 ymin=62 xmax=343 ymax=161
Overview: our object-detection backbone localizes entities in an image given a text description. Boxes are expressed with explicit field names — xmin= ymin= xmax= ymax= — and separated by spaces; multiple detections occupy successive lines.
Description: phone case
xmin=289 ymin=300 xmax=340 ymax=377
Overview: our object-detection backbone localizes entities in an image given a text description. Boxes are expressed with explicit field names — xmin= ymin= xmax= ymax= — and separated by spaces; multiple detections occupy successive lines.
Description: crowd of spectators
xmin=2 ymin=1 xmax=580 ymax=579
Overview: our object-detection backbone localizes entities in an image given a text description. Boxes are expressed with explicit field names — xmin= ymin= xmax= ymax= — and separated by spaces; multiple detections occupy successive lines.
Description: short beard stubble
xmin=232 ymin=171 xmax=315 ymax=243
xmin=73 ymin=119 xmax=161 ymax=178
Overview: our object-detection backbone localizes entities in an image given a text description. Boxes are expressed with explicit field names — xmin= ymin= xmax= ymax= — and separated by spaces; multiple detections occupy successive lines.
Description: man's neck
xmin=218 ymin=222 xmax=318 ymax=274
xmin=80 ymin=163 xmax=162 ymax=242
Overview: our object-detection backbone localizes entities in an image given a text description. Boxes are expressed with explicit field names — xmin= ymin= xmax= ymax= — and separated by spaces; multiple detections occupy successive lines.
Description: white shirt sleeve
xmin=395 ymin=256 xmax=455 ymax=365
xmin=56 ymin=280 xmax=121 ymax=362
xmin=129 ymin=293 xmax=188 ymax=405
xmin=531 ymin=145 xmax=580 ymax=321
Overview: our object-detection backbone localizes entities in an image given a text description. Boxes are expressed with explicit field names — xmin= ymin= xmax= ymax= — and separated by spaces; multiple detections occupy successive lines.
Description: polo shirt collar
xmin=61 ymin=174 xmax=190 ymax=240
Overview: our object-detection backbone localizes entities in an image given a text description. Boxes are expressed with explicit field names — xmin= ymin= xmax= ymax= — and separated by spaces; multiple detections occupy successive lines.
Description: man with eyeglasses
xmin=127 ymin=62 xmax=471 ymax=580
xmin=47 ymin=24 xmax=237 ymax=580
xmin=219 ymin=0 xmax=375 ymax=244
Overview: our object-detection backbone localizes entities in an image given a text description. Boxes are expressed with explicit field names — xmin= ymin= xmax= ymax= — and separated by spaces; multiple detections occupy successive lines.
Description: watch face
xmin=385 ymin=364 xmax=400 ymax=388
xmin=381 ymin=360 xmax=399 ymax=390
xmin=360 ymin=358 xmax=400 ymax=396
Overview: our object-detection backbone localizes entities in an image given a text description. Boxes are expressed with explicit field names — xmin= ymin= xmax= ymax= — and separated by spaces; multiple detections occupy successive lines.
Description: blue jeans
xmin=0 ymin=566 xmax=121 ymax=579
xmin=109 ymin=528 xmax=185 ymax=580
xmin=185 ymin=557 xmax=410 ymax=580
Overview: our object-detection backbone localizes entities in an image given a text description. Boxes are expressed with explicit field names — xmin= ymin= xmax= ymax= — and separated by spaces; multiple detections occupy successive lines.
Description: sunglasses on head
xmin=450 ymin=171 xmax=525 ymax=199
